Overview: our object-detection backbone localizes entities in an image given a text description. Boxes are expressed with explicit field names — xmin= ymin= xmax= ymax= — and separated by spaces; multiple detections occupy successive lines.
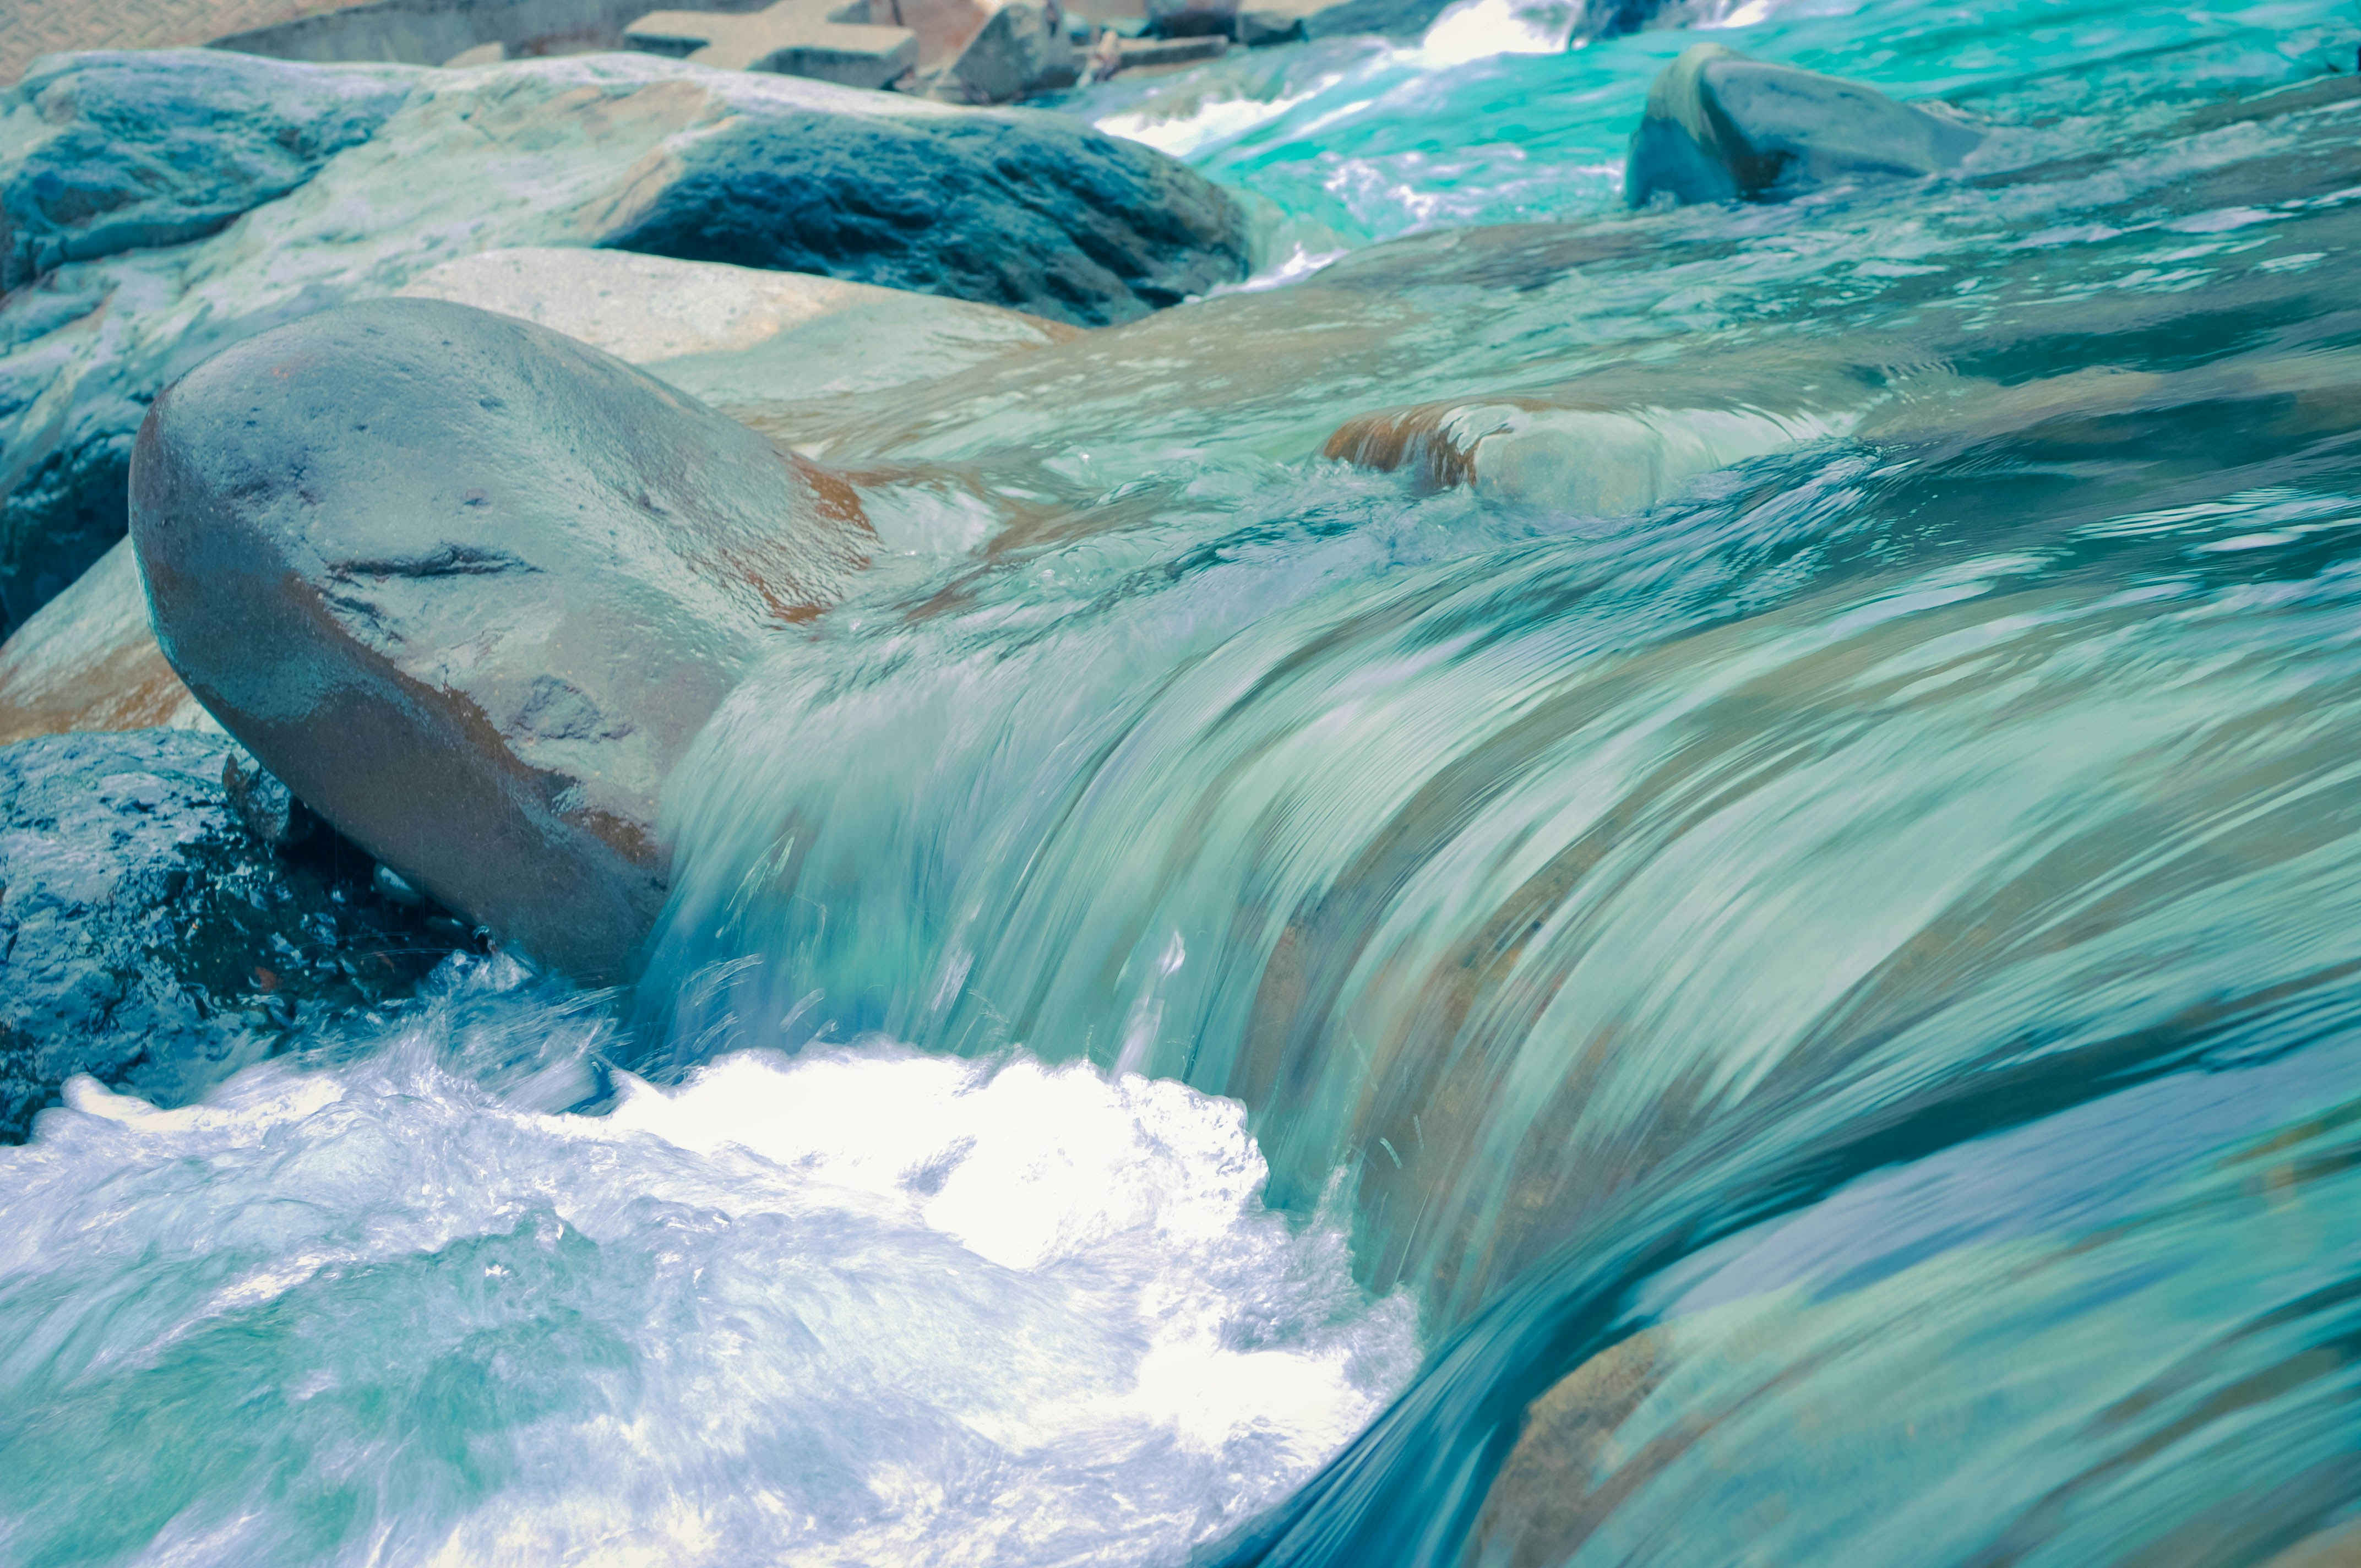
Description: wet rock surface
xmin=600 ymin=105 xmax=1240 ymax=324
xmin=130 ymin=296 xmax=875 ymax=983
xmin=0 ymin=50 xmax=412 ymax=292
xmin=0 ymin=50 xmax=1245 ymax=641
xmin=1625 ymin=43 xmax=1982 ymax=208
xmin=0 ymin=727 xmax=456 ymax=1144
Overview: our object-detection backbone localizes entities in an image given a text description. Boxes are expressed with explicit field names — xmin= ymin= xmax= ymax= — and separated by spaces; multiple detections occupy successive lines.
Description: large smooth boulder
xmin=0 ymin=727 xmax=452 ymax=1143
xmin=3 ymin=250 xmax=1056 ymax=757
xmin=130 ymin=297 xmax=875 ymax=983
xmin=0 ymin=51 xmax=1245 ymax=645
xmin=1625 ymin=45 xmax=1982 ymax=208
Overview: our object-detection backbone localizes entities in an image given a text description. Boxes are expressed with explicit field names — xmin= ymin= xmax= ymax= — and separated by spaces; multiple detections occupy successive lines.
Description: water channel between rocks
xmin=8 ymin=0 xmax=2361 ymax=1562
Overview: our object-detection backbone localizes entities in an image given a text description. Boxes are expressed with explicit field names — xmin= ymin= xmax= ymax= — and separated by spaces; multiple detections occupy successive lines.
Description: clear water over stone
xmin=11 ymin=0 xmax=2361 ymax=1561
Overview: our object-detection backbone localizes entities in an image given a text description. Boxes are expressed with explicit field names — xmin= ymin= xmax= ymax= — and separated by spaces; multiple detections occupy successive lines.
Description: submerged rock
xmin=130 ymin=297 xmax=875 ymax=983
xmin=1625 ymin=44 xmax=1981 ymax=208
xmin=1323 ymin=398 xmax=1847 ymax=513
xmin=0 ymin=50 xmax=1244 ymax=641
xmin=0 ymin=728 xmax=452 ymax=1143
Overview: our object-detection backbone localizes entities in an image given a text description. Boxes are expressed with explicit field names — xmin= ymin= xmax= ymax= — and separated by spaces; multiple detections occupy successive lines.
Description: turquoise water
xmin=12 ymin=0 xmax=2361 ymax=1561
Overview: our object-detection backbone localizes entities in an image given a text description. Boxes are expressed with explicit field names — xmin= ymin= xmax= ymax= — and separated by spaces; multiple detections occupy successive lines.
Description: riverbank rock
xmin=1625 ymin=44 xmax=1982 ymax=208
xmin=0 ymin=727 xmax=454 ymax=1143
xmin=0 ymin=50 xmax=1247 ymax=645
xmin=130 ymin=297 xmax=875 ymax=983
xmin=0 ymin=539 xmax=206 ymax=745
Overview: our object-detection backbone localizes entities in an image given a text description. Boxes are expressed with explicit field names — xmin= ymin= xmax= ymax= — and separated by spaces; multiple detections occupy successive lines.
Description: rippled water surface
xmin=12 ymin=0 xmax=2361 ymax=1561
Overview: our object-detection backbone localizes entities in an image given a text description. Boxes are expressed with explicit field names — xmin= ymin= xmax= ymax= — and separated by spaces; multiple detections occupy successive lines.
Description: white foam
xmin=0 ymin=988 xmax=1416 ymax=1568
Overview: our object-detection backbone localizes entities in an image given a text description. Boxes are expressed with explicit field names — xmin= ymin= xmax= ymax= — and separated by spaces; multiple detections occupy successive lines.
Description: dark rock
xmin=1625 ymin=44 xmax=1982 ymax=208
xmin=0 ymin=727 xmax=455 ymax=1143
xmin=601 ymin=107 xmax=1246 ymax=326
xmin=222 ymin=750 xmax=318 ymax=850
xmin=130 ymin=297 xmax=876 ymax=984
xmin=0 ymin=50 xmax=412 ymax=292
xmin=0 ymin=430 xmax=131 ymax=643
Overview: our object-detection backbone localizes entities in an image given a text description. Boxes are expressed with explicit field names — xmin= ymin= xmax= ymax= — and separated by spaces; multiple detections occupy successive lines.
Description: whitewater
xmin=9 ymin=0 xmax=2361 ymax=1561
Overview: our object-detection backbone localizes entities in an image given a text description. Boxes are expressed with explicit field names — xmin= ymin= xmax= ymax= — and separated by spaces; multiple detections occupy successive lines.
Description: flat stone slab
xmin=627 ymin=0 xmax=920 ymax=88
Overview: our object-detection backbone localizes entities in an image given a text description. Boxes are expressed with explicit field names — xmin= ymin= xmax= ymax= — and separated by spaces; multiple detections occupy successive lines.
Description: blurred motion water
xmin=10 ymin=0 xmax=2361 ymax=1561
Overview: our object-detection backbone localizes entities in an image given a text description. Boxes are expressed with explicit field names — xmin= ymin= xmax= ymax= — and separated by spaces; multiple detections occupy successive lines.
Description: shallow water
xmin=13 ymin=0 xmax=2361 ymax=1561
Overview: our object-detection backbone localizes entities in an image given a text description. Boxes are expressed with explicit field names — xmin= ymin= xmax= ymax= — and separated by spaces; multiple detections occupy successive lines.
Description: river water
xmin=9 ymin=0 xmax=2361 ymax=1562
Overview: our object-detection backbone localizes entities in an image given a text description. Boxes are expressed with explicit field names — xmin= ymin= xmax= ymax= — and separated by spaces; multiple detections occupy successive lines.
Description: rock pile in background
xmin=0 ymin=46 xmax=1247 ymax=644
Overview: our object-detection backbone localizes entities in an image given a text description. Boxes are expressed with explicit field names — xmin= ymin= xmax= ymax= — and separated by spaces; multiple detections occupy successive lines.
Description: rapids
xmin=10 ymin=0 xmax=2361 ymax=1561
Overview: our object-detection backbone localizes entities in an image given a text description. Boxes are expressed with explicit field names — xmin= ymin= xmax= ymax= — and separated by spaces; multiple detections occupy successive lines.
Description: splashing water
xmin=17 ymin=0 xmax=2361 ymax=1561
xmin=0 ymin=965 xmax=1415 ymax=1568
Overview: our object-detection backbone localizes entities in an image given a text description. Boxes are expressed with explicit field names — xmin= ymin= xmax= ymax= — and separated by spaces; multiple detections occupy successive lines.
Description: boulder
xmin=1624 ymin=44 xmax=1982 ymax=208
xmin=0 ymin=538 xmax=208 ymax=746
xmin=0 ymin=50 xmax=411 ymax=292
xmin=851 ymin=0 xmax=1002 ymax=68
xmin=129 ymin=297 xmax=875 ymax=983
xmin=0 ymin=727 xmax=454 ymax=1144
xmin=3 ymin=249 xmax=1057 ymax=754
xmin=395 ymin=246 xmax=1075 ymax=412
xmin=927 ymin=0 xmax=1081 ymax=102
xmin=0 ymin=50 xmax=1246 ymax=643
xmin=599 ymin=97 xmax=1234 ymax=321
xmin=1323 ymin=398 xmax=1846 ymax=513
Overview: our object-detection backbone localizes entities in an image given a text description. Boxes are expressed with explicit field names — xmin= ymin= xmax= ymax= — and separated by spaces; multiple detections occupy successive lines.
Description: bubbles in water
xmin=0 ymin=976 xmax=1416 ymax=1568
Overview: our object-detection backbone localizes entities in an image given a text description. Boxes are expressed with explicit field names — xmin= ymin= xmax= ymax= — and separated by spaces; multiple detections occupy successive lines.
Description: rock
xmin=850 ymin=0 xmax=1002 ymax=69
xmin=221 ymin=750 xmax=317 ymax=850
xmin=0 ymin=538 xmax=210 ymax=747
xmin=3 ymin=249 xmax=1058 ymax=753
xmin=1145 ymin=0 xmax=1236 ymax=37
xmin=395 ymin=247 xmax=1075 ymax=413
xmin=0 ymin=51 xmax=1245 ymax=643
xmin=624 ymin=0 xmax=921 ymax=90
xmin=441 ymin=42 xmax=509 ymax=67
xmin=0 ymin=727 xmax=455 ymax=1144
xmin=1107 ymin=33 xmax=1230 ymax=69
xmin=0 ymin=50 xmax=412 ymax=292
xmin=601 ymin=92 xmax=1234 ymax=320
xmin=927 ymin=0 xmax=1081 ymax=102
xmin=130 ymin=297 xmax=876 ymax=983
xmin=1323 ymin=398 xmax=1846 ymax=513
xmin=1625 ymin=44 xmax=1982 ymax=208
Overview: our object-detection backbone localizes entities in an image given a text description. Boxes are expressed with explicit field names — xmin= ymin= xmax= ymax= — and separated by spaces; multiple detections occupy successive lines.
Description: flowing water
xmin=11 ymin=0 xmax=2361 ymax=1562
